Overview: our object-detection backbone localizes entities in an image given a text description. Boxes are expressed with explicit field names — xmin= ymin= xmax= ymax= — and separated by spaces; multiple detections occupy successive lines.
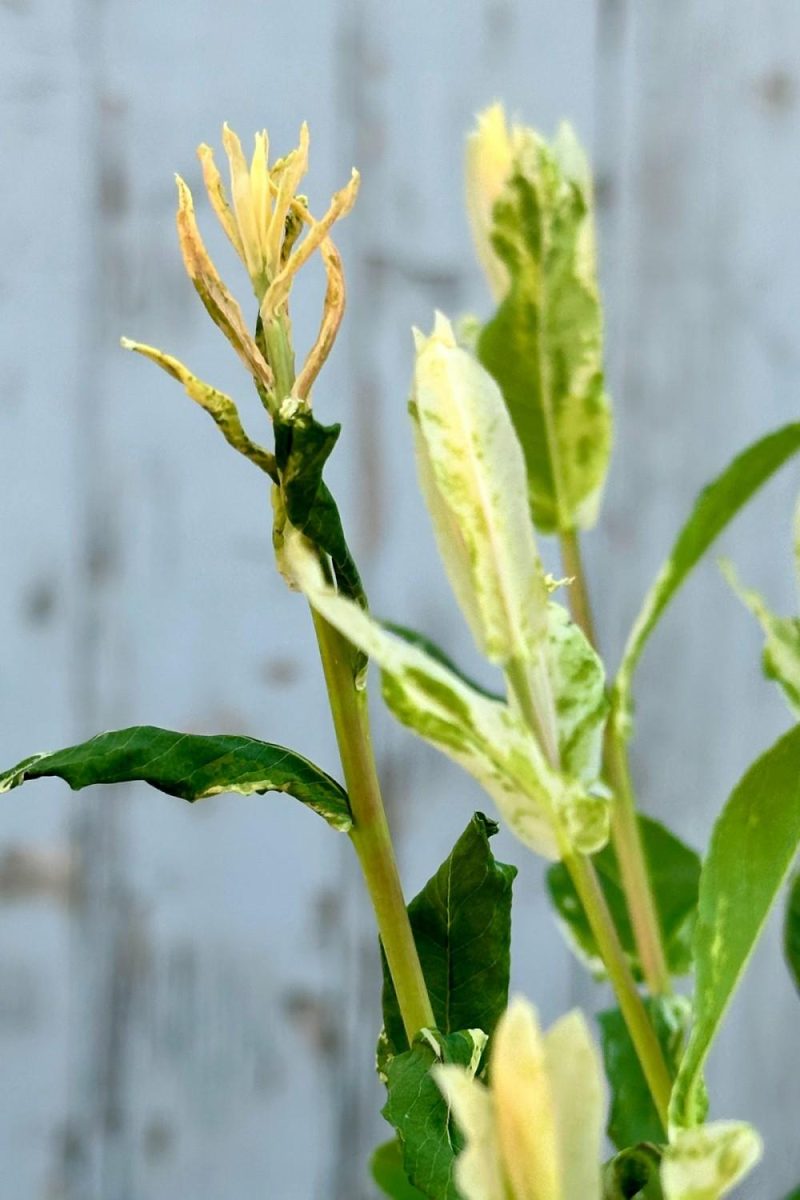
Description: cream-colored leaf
xmin=433 ymin=1067 xmax=506 ymax=1200
xmin=721 ymin=558 xmax=800 ymax=718
xmin=293 ymin=238 xmax=347 ymax=402
xmin=411 ymin=312 xmax=549 ymax=666
xmin=492 ymin=997 xmax=561 ymax=1200
xmin=544 ymin=1010 xmax=604 ymax=1200
xmin=222 ymin=122 xmax=263 ymax=285
xmin=661 ymin=1121 xmax=762 ymax=1200
xmin=197 ymin=141 xmax=244 ymax=260
xmin=465 ymin=103 xmax=530 ymax=301
xmin=174 ymin=176 xmax=274 ymax=395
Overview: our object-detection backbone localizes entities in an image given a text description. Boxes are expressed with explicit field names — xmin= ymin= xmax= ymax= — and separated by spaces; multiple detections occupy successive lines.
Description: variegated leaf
xmin=721 ymin=559 xmax=800 ymax=717
xmin=661 ymin=1122 xmax=762 ymax=1200
xmin=285 ymin=536 xmax=609 ymax=860
xmin=477 ymin=126 xmax=611 ymax=534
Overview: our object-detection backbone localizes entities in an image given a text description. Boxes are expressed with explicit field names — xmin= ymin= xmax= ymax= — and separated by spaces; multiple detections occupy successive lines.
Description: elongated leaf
xmin=599 ymin=998 xmax=690 ymax=1150
xmin=285 ymin=535 xmax=609 ymax=860
xmin=381 ymin=814 xmax=516 ymax=1062
xmin=614 ymin=424 xmax=800 ymax=738
xmin=671 ymin=724 xmax=800 ymax=1128
xmin=661 ymin=1122 xmax=762 ymax=1200
xmin=547 ymin=815 xmax=700 ymax=981
xmin=602 ymin=1145 xmax=664 ymax=1200
xmin=0 ymin=726 xmax=352 ymax=832
xmin=383 ymin=1028 xmax=486 ymax=1200
xmin=411 ymin=313 xmax=549 ymax=665
xmin=722 ymin=559 xmax=800 ymax=717
xmin=785 ymin=871 xmax=800 ymax=996
xmin=274 ymin=410 xmax=365 ymax=606
xmin=477 ymin=130 xmax=611 ymax=534
xmin=371 ymin=1140 xmax=428 ymax=1200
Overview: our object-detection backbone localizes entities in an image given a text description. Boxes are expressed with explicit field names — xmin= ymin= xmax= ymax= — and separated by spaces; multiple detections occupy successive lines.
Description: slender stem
xmin=311 ymin=608 xmax=434 ymax=1044
xmin=561 ymin=848 xmax=671 ymax=1131
xmin=505 ymin=656 xmax=671 ymax=1132
xmin=559 ymin=528 xmax=672 ymax=997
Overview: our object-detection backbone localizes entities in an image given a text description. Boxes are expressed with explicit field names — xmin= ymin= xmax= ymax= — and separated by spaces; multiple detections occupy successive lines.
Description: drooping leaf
xmin=381 ymin=813 xmax=516 ymax=1063
xmin=547 ymin=815 xmax=700 ymax=981
xmin=721 ymin=559 xmax=800 ymax=717
xmin=285 ymin=535 xmax=610 ymax=860
xmin=785 ymin=871 xmax=800 ymax=996
xmin=671 ymin=724 xmax=800 ymax=1128
xmin=383 ymin=1028 xmax=487 ymax=1200
xmin=273 ymin=410 xmax=365 ymax=606
xmin=371 ymin=1140 xmax=428 ymax=1200
xmin=0 ymin=726 xmax=352 ymax=832
xmin=477 ymin=129 xmax=611 ymax=534
xmin=660 ymin=1122 xmax=762 ymax=1200
xmin=614 ymin=424 xmax=800 ymax=739
xmin=602 ymin=1144 xmax=664 ymax=1200
xmin=599 ymin=998 xmax=691 ymax=1150
xmin=410 ymin=313 xmax=550 ymax=667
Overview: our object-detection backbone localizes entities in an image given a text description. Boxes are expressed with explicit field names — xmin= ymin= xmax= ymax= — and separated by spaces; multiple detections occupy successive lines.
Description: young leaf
xmin=599 ymin=998 xmax=692 ymax=1151
xmin=410 ymin=313 xmax=549 ymax=665
xmin=0 ymin=726 xmax=352 ymax=832
xmin=547 ymin=815 xmax=700 ymax=981
xmin=477 ymin=130 xmax=612 ymax=534
xmin=383 ymin=1028 xmax=486 ymax=1200
xmin=602 ymin=1144 xmax=664 ymax=1200
xmin=273 ymin=410 xmax=365 ymax=606
xmin=371 ymin=1140 xmax=428 ymax=1200
xmin=671 ymin=724 xmax=800 ymax=1129
xmin=285 ymin=535 xmax=610 ymax=860
xmin=381 ymin=813 xmax=516 ymax=1061
xmin=785 ymin=871 xmax=800 ymax=996
xmin=614 ymin=423 xmax=800 ymax=738
xmin=721 ymin=559 xmax=800 ymax=717
xmin=660 ymin=1122 xmax=762 ymax=1200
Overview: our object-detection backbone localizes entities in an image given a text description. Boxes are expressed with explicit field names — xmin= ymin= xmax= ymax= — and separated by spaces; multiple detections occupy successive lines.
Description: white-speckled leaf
xmin=477 ymin=127 xmax=611 ymax=534
xmin=661 ymin=1122 xmax=762 ymax=1200
xmin=721 ymin=559 xmax=800 ymax=717
xmin=286 ymin=537 xmax=608 ymax=860
xmin=410 ymin=313 xmax=550 ymax=666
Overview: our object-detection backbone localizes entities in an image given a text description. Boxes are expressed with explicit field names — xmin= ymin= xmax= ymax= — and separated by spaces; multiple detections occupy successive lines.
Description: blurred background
xmin=2 ymin=1 xmax=800 ymax=1197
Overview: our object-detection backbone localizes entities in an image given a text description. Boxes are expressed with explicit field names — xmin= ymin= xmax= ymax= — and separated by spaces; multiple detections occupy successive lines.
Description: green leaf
xmin=0 ymin=726 xmax=352 ymax=832
xmin=477 ymin=130 xmax=612 ymax=534
xmin=274 ymin=410 xmax=365 ymax=606
xmin=671 ymin=724 xmax=800 ymax=1128
xmin=383 ymin=1028 xmax=486 ymax=1200
xmin=547 ymin=814 xmax=700 ymax=981
xmin=721 ymin=559 xmax=800 ymax=717
xmin=785 ymin=871 xmax=800 ymax=996
xmin=370 ymin=1140 xmax=428 ymax=1200
xmin=381 ymin=813 xmax=516 ymax=1063
xmin=381 ymin=624 xmax=503 ymax=702
xmin=599 ymin=998 xmax=691 ymax=1150
xmin=614 ymin=423 xmax=800 ymax=738
xmin=602 ymin=1144 xmax=664 ymax=1200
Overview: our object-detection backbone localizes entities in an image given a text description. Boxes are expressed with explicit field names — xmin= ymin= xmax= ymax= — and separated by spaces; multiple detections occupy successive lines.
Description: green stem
xmin=559 ymin=528 xmax=672 ymax=997
xmin=506 ymin=647 xmax=671 ymax=1133
xmin=561 ymin=848 xmax=671 ymax=1131
xmin=311 ymin=608 xmax=434 ymax=1044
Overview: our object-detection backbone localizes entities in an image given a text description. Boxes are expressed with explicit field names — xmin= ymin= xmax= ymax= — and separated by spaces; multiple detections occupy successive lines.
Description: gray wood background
xmin=2 ymin=1 xmax=800 ymax=1196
